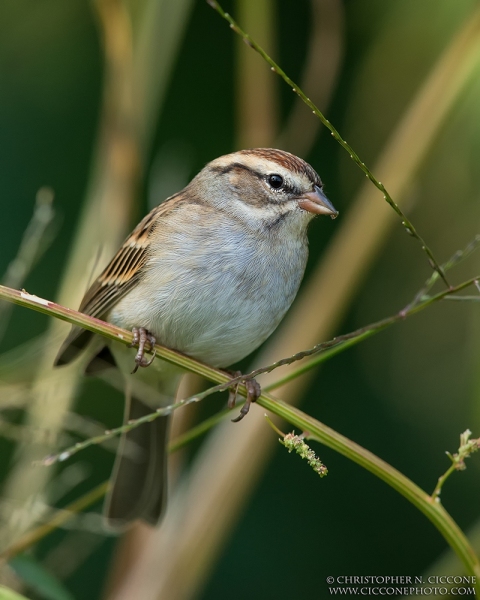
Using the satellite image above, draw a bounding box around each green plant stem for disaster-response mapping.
[432,464,458,502]
[262,397,480,587]
[1,233,478,435]
[432,431,480,500]
[442,295,480,302]
[263,414,286,437]
[0,284,229,384]
[235,273,479,391]
[1,274,478,462]
[409,235,480,307]
[1,280,480,581]
[4,398,480,587]
[207,0,449,288]
[258,233,480,388]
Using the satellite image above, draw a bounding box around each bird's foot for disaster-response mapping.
[227,370,261,423]
[129,327,156,374]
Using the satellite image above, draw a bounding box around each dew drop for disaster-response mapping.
[59,452,70,462]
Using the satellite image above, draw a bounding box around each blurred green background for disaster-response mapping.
[1,0,480,599]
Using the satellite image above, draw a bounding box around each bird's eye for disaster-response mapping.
[267,174,284,189]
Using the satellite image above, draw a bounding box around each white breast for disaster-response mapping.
[109,206,308,368]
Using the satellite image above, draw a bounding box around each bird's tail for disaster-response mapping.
[104,389,171,528]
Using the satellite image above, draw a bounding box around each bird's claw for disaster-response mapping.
[129,327,156,374]
[227,371,261,422]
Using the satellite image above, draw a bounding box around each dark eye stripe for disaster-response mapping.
[209,161,306,205]
[211,162,300,192]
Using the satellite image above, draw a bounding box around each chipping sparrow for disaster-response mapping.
[56,148,337,527]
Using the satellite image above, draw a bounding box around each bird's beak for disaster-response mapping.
[298,185,338,219]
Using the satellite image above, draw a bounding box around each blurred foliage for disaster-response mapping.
[0,1,480,599]
[9,555,74,600]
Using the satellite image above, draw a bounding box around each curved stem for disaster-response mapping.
[1,283,479,588]
[260,396,480,588]
[206,0,466,288]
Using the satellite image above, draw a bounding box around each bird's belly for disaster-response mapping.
[110,238,307,368]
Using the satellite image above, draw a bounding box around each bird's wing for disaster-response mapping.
[55,195,182,365]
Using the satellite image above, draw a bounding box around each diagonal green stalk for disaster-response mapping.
[0,272,478,459]
[4,380,480,588]
[0,273,477,442]
[206,0,449,288]
[2,232,479,459]
[1,282,480,584]
[268,235,480,390]
[261,397,480,588]
[27,272,478,465]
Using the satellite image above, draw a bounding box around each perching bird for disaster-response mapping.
[55,148,337,528]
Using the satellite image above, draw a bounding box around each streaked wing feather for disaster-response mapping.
[55,194,182,365]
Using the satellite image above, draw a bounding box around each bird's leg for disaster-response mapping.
[129,327,156,374]
[227,370,262,423]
